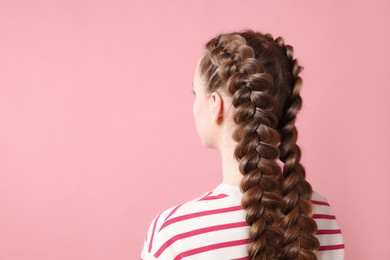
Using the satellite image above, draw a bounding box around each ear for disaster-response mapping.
[209,91,224,124]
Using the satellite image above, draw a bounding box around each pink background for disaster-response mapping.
[0,1,389,259]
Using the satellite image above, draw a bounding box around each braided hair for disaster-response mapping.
[198,30,320,259]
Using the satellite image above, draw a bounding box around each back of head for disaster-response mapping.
[199,29,320,259]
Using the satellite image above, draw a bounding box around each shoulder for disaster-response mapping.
[311,190,345,260]
[140,188,248,259]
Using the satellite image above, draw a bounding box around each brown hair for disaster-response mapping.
[198,29,320,259]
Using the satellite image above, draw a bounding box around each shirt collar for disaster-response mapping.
[214,182,244,200]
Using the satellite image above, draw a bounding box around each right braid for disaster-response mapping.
[271,35,321,259]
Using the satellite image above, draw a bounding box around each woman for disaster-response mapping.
[140,29,345,260]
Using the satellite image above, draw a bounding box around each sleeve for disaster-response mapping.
[311,191,345,260]
[140,249,158,260]
[140,214,160,260]
[140,204,179,260]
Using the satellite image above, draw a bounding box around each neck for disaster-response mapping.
[219,135,242,187]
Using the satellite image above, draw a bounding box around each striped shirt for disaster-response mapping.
[140,183,345,259]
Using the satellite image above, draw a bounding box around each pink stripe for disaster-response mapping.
[164,204,183,222]
[316,229,342,235]
[159,205,243,231]
[196,191,213,201]
[311,199,330,206]
[148,214,161,253]
[232,257,251,260]
[313,214,336,219]
[154,221,248,257]
[199,194,229,201]
[174,238,251,260]
[319,244,345,251]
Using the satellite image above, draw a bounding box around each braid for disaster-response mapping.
[271,35,321,259]
[205,33,285,259]
[199,30,320,259]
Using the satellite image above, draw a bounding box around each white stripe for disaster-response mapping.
[316,248,345,260]
[313,203,336,215]
[316,233,344,246]
[168,197,241,218]
[194,243,248,259]
[315,218,341,231]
